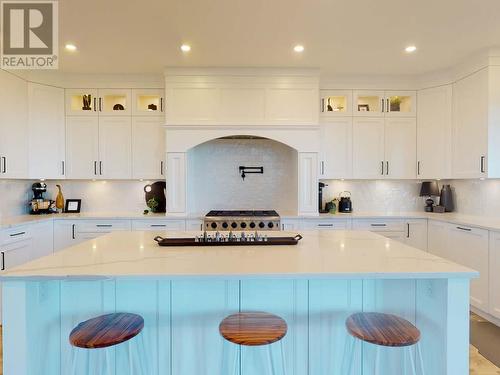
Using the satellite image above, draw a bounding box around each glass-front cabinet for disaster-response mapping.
[320,90,352,117]
[353,90,384,116]
[65,89,99,116]
[65,89,132,116]
[352,90,416,117]
[132,89,165,115]
[385,91,416,117]
[98,89,131,116]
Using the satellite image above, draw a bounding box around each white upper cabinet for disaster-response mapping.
[320,90,352,117]
[385,91,417,117]
[65,116,99,179]
[353,90,416,117]
[353,90,384,117]
[132,117,165,179]
[0,70,29,179]
[164,69,319,125]
[417,85,453,179]
[384,118,416,179]
[98,89,132,116]
[98,117,132,178]
[65,89,99,116]
[319,118,352,179]
[65,89,131,116]
[132,89,165,116]
[352,118,385,178]
[28,83,65,179]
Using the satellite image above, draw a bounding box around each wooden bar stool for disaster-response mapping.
[343,312,425,375]
[219,311,288,374]
[69,312,147,375]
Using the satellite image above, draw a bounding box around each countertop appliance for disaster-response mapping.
[29,182,55,215]
[204,210,281,231]
[318,182,329,213]
[338,191,353,213]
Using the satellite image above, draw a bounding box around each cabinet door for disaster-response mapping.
[453,69,488,178]
[300,219,350,230]
[132,220,186,231]
[352,118,385,178]
[65,116,99,179]
[1,239,33,271]
[448,225,489,311]
[132,89,165,116]
[384,118,416,179]
[28,83,66,179]
[320,90,352,116]
[0,70,29,179]
[53,221,79,252]
[404,219,428,251]
[266,87,318,124]
[353,90,384,117]
[385,91,416,117]
[427,220,449,259]
[30,221,54,259]
[132,117,165,179]
[489,231,500,319]
[99,117,132,179]
[281,219,300,231]
[65,89,99,116]
[320,118,352,179]
[417,85,453,179]
[98,89,132,116]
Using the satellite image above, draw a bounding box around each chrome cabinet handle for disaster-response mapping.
[72,224,76,239]
[99,97,102,111]
[407,223,410,238]
[94,161,97,175]
[160,161,164,175]
[0,156,5,173]
[320,161,325,175]
[386,98,390,112]
[150,224,167,228]
[62,160,65,175]
[381,99,384,113]
[318,224,334,227]
[96,224,113,228]
[480,156,486,173]
[160,97,164,112]
[1,252,5,271]
[99,161,103,175]
[381,161,384,175]
[417,161,420,175]
[386,161,389,175]
[456,226,472,232]
[371,223,387,227]
[93,97,97,112]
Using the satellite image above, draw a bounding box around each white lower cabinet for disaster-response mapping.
[448,225,489,311]
[132,219,186,231]
[427,220,450,259]
[281,218,300,231]
[29,220,54,259]
[185,220,203,231]
[402,219,428,251]
[489,231,500,319]
[53,220,80,251]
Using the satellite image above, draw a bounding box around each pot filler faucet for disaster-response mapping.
[239,166,264,180]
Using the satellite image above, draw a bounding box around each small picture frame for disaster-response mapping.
[65,199,82,213]
[358,104,370,112]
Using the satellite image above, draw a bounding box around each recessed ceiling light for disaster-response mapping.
[65,43,77,51]
[180,44,191,52]
[405,45,417,53]
[293,45,305,53]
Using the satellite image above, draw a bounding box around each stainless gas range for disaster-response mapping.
[204,210,281,231]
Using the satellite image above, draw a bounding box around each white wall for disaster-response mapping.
[187,138,298,215]
[320,180,423,213]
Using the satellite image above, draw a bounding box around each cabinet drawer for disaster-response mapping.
[76,220,131,233]
[0,225,32,245]
[132,220,185,231]
[1,238,33,271]
[300,219,349,230]
[352,219,405,232]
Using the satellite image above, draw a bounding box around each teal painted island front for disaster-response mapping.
[1,230,476,374]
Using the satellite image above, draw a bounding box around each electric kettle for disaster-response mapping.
[338,191,353,213]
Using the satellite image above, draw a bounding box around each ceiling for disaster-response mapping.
[58,0,500,76]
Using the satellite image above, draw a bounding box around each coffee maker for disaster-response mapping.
[29,182,55,214]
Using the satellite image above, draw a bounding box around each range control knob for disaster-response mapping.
[240,222,247,229]
[258,222,265,228]
[222,222,228,229]
[231,222,238,229]
[211,222,217,229]
[268,222,274,229]
[249,222,256,229]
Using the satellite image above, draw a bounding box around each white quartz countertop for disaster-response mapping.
[1,230,477,280]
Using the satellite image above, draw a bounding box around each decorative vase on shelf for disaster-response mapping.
[55,184,64,213]
[439,185,454,212]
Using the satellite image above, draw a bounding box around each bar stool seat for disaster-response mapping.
[346,312,420,347]
[219,311,288,374]
[70,312,144,349]
[219,311,287,346]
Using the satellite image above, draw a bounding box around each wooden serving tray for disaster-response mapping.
[154,234,303,247]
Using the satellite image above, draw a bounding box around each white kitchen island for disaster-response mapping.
[1,230,476,375]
